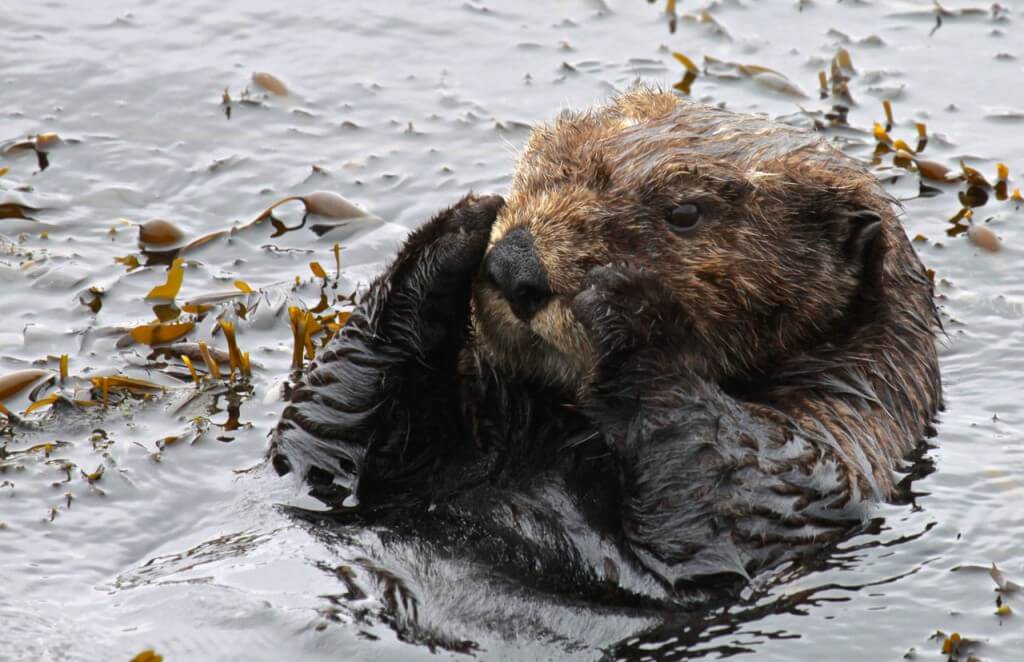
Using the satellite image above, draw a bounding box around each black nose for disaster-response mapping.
[483,228,552,321]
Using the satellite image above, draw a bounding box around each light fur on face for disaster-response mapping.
[471,86,910,399]
[472,284,592,392]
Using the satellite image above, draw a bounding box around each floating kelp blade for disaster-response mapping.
[1,141,34,155]
[666,0,678,32]
[959,186,989,208]
[90,375,165,408]
[872,122,892,145]
[182,230,228,254]
[199,341,221,379]
[967,225,1000,252]
[702,55,806,97]
[991,563,1022,592]
[81,464,105,483]
[18,441,72,456]
[24,393,59,415]
[671,51,699,74]
[0,369,53,403]
[0,202,39,220]
[181,302,213,315]
[673,71,697,95]
[994,163,1010,200]
[914,159,958,183]
[678,9,729,39]
[670,51,700,94]
[240,191,372,235]
[218,320,246,379]
[936,631,981,659]
[130,321,194,345]
[252,72,288,96]
[960,160,991,188]
[145,258,186,300]
[302,191,370,219]
[319,310,353,344]
[138,219,186,247]
[152,303,182,323]
[835,48,855,74]
[892,138,914,154]
[90,375,165,393]
[34,133,62,153]
[893,149,914,169]
[115,255,142,270]
[289,306,314,369]
[184,290,247,307]
[181,355,200,386]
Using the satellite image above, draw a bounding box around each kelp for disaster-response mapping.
[146,258,186,300]
[252,72,288,97]
[0,369,52,403]
[138,219,186,247]
[130,321,194,346]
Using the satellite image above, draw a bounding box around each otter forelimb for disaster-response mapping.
[272,194,505,506]
[572,264,887,586]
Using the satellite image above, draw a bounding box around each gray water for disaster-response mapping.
[1,0,1022,659]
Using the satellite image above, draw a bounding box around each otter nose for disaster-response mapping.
[483,228,552,321]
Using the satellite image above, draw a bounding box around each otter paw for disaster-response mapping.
[409,193,506,281]
[571,264,682,358]
[384,194,504,353]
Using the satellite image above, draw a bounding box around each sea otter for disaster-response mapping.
[270,88,941,598]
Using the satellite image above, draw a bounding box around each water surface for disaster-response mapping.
[2,1,1022,659]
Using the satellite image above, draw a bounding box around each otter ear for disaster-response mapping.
[844,209,882,264]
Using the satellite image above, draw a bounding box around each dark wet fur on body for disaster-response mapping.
[271,90,941,616]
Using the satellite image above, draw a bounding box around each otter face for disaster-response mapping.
[472,90,886,393]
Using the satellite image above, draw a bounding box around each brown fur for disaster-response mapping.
[473,88,941,498]
[272,89,943,599]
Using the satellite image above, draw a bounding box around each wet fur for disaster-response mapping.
[271,89,941,600]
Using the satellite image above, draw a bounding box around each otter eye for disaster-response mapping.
[667,203,702,232]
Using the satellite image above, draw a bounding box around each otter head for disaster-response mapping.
[472,89,887,395]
